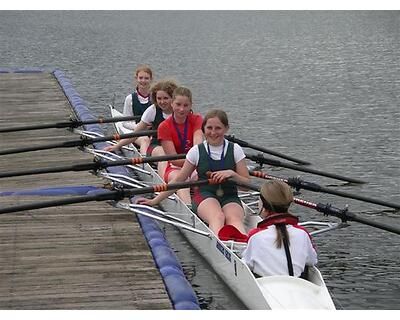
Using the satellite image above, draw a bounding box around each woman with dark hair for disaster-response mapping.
[137,109,250,235]
[242,180,317,278]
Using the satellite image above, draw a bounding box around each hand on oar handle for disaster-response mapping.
[207,170,232,183]
[103,144,120,152]
[135,197,157,207]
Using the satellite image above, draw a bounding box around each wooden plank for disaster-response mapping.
[0,72,172,309]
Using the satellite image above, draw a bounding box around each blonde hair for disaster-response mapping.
[150,80,178,105]
[260,180,294,249]
[135,65,153,79]
[172,86,192,103]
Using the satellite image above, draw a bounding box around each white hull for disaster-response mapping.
[108,106,335,310]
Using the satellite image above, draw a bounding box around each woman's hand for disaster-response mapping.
[103,144,119,152]
[209,170,235,183]
[136,197,157,206]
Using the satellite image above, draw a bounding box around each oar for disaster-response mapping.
[225,135,311,165]
[0,115,141,133]
[250,170,400,210]
[0,153,186,179]
[0,179,216,215]
[294,198,400,236]
[0,130,157,156]
[230,180,400,236]
[245,153,366,184]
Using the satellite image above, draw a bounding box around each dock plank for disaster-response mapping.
[0,72,172,309]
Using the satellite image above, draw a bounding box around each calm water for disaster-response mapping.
[1,11,399,310]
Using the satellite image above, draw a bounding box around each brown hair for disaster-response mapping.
[150,80,178,106]
[172,86,192,103]
[135,65,153,79]
[202,109,229,132]
[260,180,293,248]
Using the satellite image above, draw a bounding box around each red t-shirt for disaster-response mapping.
[157,113,203,154]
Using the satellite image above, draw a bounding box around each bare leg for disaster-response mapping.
[197,198,225,235]
[136,136,151,155]
[151,146,167,180]
[222,202,246,234]
[167,169,192,205]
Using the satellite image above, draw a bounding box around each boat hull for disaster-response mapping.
[109,105,335,310]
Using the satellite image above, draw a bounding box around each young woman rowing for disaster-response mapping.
[137,109,250,235]
[155,86,204,204]
[242,180,318,278]
[104,79,178,179]
[121,65,153,154]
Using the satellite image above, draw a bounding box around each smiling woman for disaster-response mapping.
[137,109,251,235]
[155,87,204,204]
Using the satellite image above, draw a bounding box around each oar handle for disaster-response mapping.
[76,115,141,126]
[89,130,157,143]
[103,153,187,168]
[225,135,311,165]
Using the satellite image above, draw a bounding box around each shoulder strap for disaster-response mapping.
[277,224,294,276]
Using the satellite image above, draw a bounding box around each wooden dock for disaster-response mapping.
[0,72,172,309]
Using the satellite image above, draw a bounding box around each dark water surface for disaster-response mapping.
[1,11,399,309]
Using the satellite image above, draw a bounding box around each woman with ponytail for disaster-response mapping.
[242,180,317,278]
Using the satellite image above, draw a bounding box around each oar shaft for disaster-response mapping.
[229,180,400,236]
[0,115,141,133]
[250,171,400,210]
[0,153,186,179]
[0,130,157,156]
[246,153,366,184]
[344,212,400,235]
[0,179,213,214]
[0,190,124,214]
[295,199,400,236]
[0,162,98,179]
[226,135,311,165]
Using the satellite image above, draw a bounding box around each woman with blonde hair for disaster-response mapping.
[154,86,204,204]
[242,180,317,278]
[121,65,154,154]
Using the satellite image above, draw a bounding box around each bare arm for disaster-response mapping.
[161,140,185,167]
[193,129,204,145]
[103,120,148,152]
[136,160,196,206]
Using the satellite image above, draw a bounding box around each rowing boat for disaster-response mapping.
[103,105,336,310]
